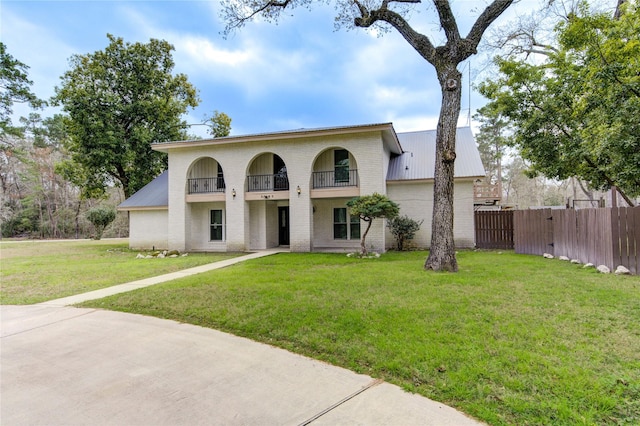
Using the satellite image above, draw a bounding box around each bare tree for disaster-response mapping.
[221,0,514,271]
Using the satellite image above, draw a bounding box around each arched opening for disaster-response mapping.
[311,148,358,189]
[187,157,225,194]
[247,153,289,192]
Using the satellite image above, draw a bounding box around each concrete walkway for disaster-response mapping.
[38,249,286,307]
[1,250,484,425]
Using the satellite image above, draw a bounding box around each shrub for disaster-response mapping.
[387,215,423,250]
[86,207,116,240]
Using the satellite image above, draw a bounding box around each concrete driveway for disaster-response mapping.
[1,304,482,425]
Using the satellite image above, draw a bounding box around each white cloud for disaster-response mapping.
[115,5,320,100]
[180,36,253,68]
[174,34,318,98]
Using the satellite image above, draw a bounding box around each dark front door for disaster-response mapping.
[278,206,290,246]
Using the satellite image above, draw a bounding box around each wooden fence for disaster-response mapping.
[475,211,514,250]
[512,207,639,274]
[512,209,554,255]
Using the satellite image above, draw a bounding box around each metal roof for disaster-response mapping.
[387,127,486,181]
[117,171,168,210]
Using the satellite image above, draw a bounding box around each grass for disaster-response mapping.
[0,239,242,304]
[77,250,640,425]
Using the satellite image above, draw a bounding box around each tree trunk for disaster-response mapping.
[75,198,82,239]
[360,219,372,256]
[425,65,461,272]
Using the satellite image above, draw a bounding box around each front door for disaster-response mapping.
[278,206,290,246]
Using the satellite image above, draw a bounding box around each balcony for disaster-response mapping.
[474,182,502,205]
[187,177,225,194]
[247,174,289,192]
[186,177,226,203]
[310,169,360,199]
[312,170,358,188]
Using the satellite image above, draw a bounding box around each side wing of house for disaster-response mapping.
[117,171,169,250]
[385,127,485,249]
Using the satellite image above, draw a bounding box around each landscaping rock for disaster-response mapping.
[570,259,581,264]
[597,265,610,274]
[559,256,570,261]
[615,265,631,275]
[347,252,380,259]
[543,253,554,259]
[137,250,182,259]
[583,263,594,269]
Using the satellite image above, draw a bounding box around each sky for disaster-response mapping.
[2,0,539,138]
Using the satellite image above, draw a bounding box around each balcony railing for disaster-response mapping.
[247,174,289,192]
[187,177,225,194]
[312,170,358,189]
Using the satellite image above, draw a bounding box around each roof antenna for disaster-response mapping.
[467,62,471,127]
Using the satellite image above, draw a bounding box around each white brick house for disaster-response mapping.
[118,123,485,252]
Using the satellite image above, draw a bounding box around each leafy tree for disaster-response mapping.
[52,34,200,199]
[387,215,423,251]
[221,0,514,272]
[1,43,43,199]
[0,45,47,237]
[479,1,639,205]
[472,103,511,190]
[206,110,232,138]
[86,206,116,240]
[347,193,399,256]
[0,42,42,140]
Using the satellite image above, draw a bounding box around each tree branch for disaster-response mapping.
[354,3,437,64]
[223,0,293,34]
[463,0,515,58]
[614,0,627,20]
[584,156,636,207]
[433,0,460,44]
[382,0,421,7]
[593,35,640,99]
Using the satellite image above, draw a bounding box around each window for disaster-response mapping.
[333,207,360,240]
[350,214,361,239]
[334,149,349,183]
[334,208,347,239]
[217,163,225,190]
[210,209,224,241]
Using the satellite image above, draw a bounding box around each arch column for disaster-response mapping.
[167,162,188,252]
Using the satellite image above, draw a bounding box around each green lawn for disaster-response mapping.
[0,239,242,304]
[78,250,640,425]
